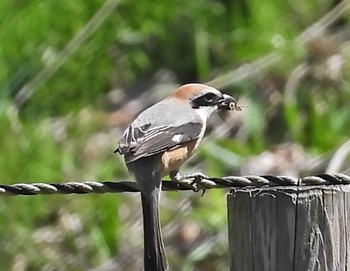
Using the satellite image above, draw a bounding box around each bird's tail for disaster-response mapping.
[141,185,169,271]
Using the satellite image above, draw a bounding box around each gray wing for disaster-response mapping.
[115,122,202,163]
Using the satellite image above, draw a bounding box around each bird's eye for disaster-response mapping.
[190,92,219,108]
[203,93,215,102]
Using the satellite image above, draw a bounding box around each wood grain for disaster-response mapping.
[227,185,350,271]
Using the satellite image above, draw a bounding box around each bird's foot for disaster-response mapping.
[170,172,209,195]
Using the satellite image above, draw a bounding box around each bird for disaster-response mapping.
[115,83,237,271]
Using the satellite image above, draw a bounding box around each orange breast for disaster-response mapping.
[161,139,198,175]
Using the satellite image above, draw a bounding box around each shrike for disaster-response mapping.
[115,83,237,271]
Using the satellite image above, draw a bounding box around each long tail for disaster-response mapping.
[141,184,169,271]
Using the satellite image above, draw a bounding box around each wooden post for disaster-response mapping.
[227,185,350,271]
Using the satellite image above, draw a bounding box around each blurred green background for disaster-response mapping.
[1,0,350,270]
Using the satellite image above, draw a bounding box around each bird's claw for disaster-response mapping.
[189,178,200,192]
[171,172,208,195]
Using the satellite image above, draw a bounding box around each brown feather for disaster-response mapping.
[172,83,211,101]
[161,139,198,174]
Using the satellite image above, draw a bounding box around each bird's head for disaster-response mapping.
[172,83,239,116]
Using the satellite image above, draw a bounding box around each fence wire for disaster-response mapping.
[1,173,349,196]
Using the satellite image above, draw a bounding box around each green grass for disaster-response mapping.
[0,0,349,269]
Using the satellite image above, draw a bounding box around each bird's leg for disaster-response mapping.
[169,171,209,193]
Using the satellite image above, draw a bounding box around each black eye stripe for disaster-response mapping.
[191,93,221,108]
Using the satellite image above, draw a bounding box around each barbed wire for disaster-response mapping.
[1,173,349,196]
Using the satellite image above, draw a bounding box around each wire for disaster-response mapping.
[0,173,349,196]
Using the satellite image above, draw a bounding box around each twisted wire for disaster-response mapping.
[0,173,349,196]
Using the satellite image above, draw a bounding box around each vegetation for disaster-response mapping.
[0,0,349,270]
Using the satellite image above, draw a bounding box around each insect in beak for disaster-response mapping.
[219,94,243,112]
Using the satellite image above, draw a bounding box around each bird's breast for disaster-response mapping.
[161,139,199,175]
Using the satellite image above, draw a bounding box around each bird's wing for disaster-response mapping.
[115,122,203,162]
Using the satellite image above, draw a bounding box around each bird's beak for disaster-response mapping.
[218,94,239,111]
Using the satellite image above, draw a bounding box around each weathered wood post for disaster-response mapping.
[227,185,350,271]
